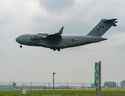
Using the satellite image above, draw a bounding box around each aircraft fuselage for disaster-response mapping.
[16,34,106,51]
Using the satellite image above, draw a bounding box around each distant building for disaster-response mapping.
[120,80,125,88]
[12,82,16,88]
[0,85,16,91]
[104,81,117,88]
[91,83,96,88]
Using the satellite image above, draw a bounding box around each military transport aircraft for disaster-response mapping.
[16,18,117,51]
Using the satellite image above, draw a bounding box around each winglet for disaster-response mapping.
[46,26,64,39]
[59,26,64,34]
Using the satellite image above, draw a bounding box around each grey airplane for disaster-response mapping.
[16,18,117,51]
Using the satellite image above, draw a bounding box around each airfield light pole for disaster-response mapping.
[52,72,56,89]
[95,61,102,96]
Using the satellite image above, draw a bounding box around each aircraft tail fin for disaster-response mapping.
[87,18,118,37]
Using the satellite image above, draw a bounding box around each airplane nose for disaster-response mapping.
[16,35,31,44]
[16,36,22,43]
[16,35,26,44]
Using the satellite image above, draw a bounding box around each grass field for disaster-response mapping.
[0,88,125,96]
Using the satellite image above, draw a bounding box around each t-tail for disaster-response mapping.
[87,18,118,37]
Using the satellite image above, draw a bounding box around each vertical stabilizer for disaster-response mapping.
[87,18,118,37]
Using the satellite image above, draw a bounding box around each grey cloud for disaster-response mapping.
[39,0,75,13]
[0,0,124,83]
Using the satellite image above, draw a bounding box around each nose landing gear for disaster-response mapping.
[20,45,23,48]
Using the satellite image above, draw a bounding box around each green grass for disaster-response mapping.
[0,88,125,96]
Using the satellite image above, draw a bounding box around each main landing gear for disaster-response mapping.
[51,48,61,51]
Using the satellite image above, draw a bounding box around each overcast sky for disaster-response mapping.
[0,0,125,83]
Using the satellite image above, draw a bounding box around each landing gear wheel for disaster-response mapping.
[53,48,56,51]
[51,48,61,51]
[20,45,22,48]
[57,48,60,51]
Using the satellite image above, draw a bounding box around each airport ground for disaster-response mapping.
[0,88,125,96]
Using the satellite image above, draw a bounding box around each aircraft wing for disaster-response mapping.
[47,26,64,39]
